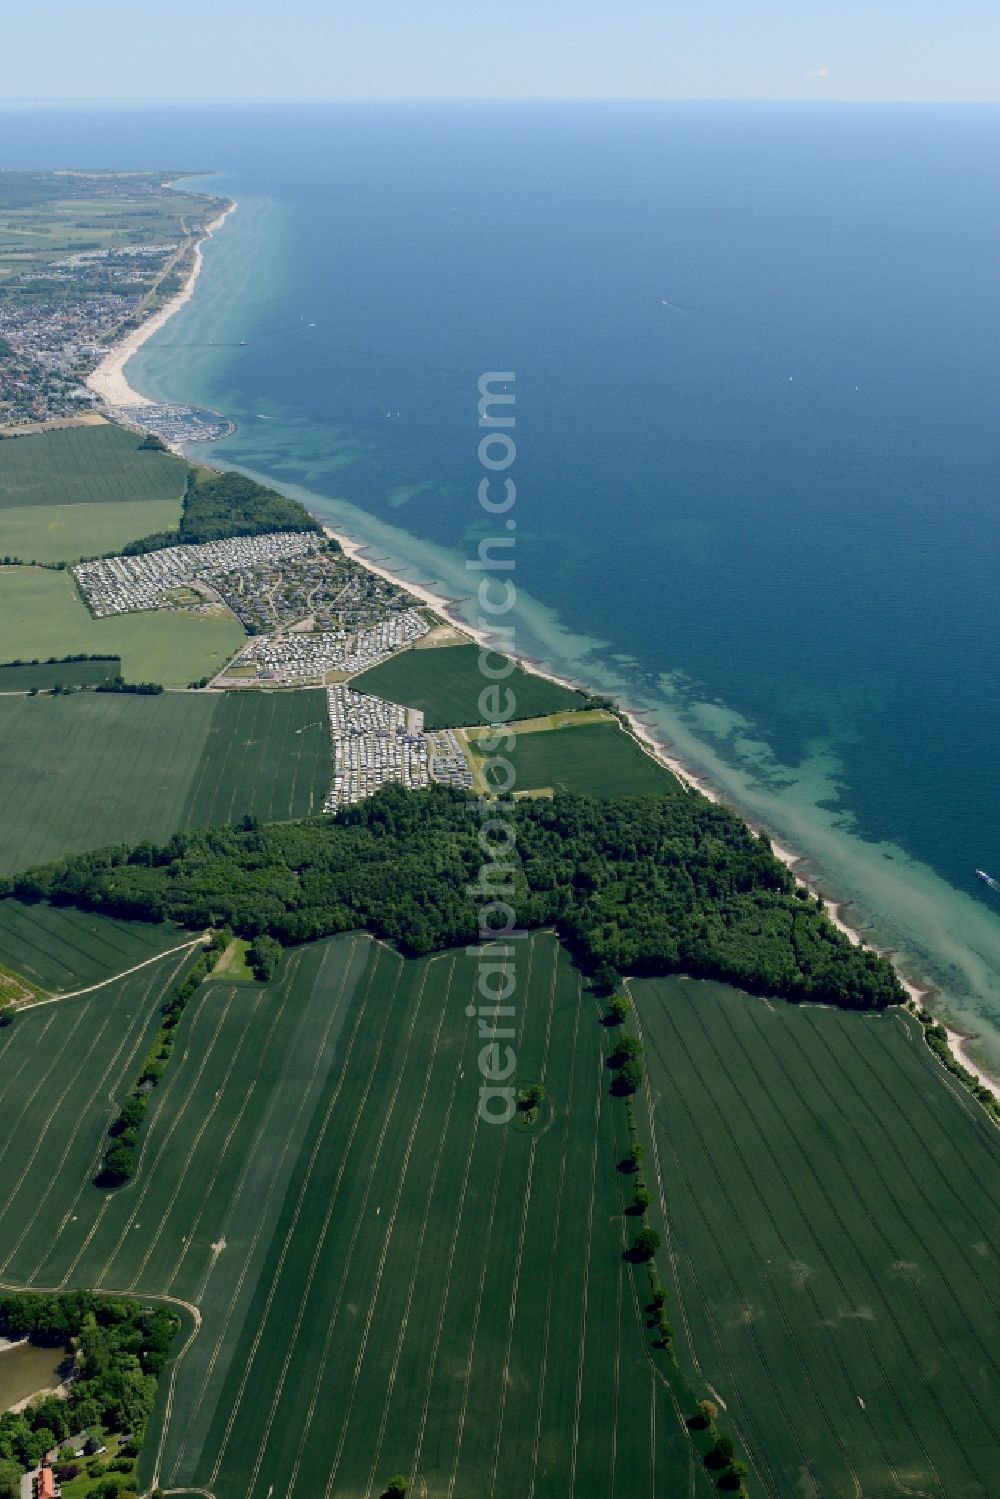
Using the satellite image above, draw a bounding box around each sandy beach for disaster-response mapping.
[97,239,996,1113]
[324,520,1000,1107]
[85,202,235,409]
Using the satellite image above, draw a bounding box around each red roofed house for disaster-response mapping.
[35,1467,58,1499]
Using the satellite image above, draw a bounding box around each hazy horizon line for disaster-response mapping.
[2,95,999,109]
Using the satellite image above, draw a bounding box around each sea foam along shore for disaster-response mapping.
[85,201,236,410]
[322,522,1000,1106]
[100,198,998,1107]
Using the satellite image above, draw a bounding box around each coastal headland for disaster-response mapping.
[1,164,996,1499]
[69,181,1000,1101]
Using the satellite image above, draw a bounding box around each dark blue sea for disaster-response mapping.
[5,102,1000,1063]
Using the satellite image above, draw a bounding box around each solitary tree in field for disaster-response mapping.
[606,994,630,1025]
[382,1478,409,1499]
[518,1082,546,1112]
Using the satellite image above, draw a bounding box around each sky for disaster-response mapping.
[1,0,998,104]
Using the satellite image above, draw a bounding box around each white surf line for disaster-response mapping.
[17,934,208,1010]
[166,942,358,1486]
[526,973,587,1499]
[568,1049,604,1498]
[361,965,472,1499]
[324,963,448,1498]
[127,989,266,1290]
[0,955,175,1277]
[488,942,559,1498]
[253,952,420,1499]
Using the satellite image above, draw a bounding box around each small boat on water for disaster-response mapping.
[975,869,1000,892]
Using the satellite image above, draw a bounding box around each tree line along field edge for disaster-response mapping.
[630,973,1000,1499]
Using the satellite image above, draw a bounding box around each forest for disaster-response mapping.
[3,784,904,1009]
[121,468,320,553]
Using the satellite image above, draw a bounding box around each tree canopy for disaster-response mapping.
[0,1293,177,1473]
[3,784,903,1011]
[122,468,320,554]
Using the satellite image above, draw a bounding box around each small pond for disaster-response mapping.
[0,1339,65,1411]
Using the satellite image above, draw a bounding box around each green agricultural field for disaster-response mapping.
[179,688,332,828]
[353,641,588,728]
[631,975,1000,1499]
[0,689,331,874]
[0,565,243,685]
[0,655,120,690]
[1,497,182,563]
[471,718,679,797]
[0,932,713,1498]
[0,422,187,507]
[0,900,190,995]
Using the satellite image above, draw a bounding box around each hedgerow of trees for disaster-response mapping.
[98,934,227,1187]
[3,785,904,1010]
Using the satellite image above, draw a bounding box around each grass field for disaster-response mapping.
[0,566,243,685]
[0,931,711,1498]
[631,975,1000,1499]
[0,900,189,994]
[0,423,187,507]
[0,690,332,874]
[2,498,182,563]
[471,718,680,797]
[0,656,120,690]
[180,689,332,829]
[352,642,588,728]
[0,182,218,280]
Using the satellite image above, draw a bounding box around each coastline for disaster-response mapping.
[96,192,998,1109]
[322,521,1000,1107]
[85,202,236,410]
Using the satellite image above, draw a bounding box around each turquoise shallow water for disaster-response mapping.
[7,103,1000,1070]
